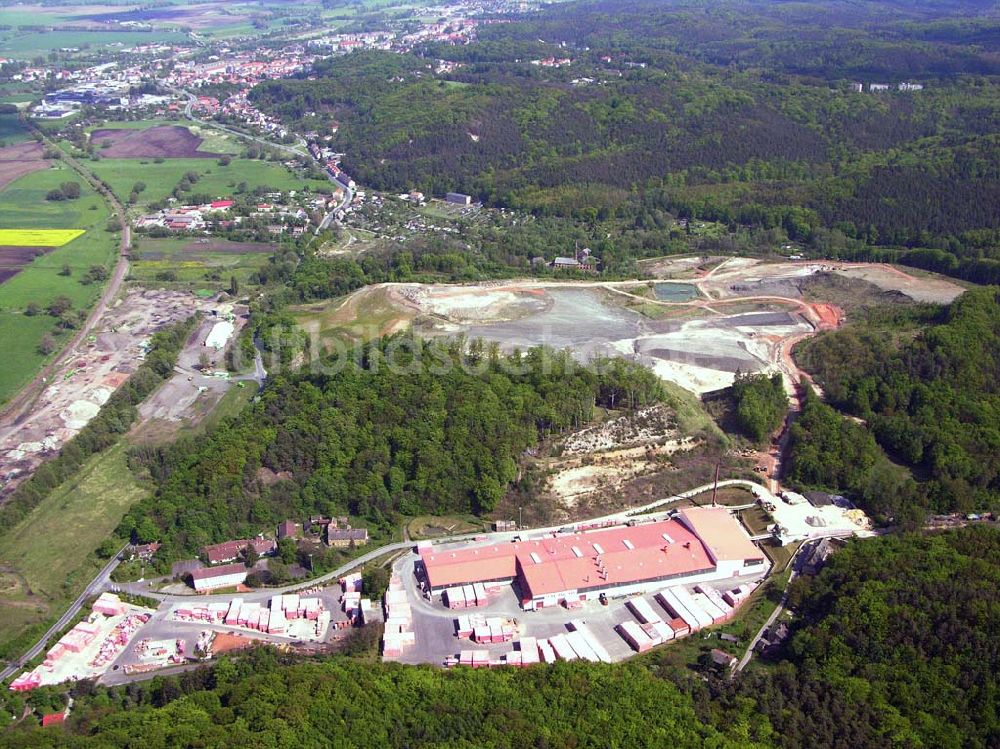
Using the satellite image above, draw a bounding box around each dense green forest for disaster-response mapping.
[701,526,1000,749]
[729,372,788,442]
[249,0,1000,283]
[794,286,1000,518]
[120,339,663,556]
[5,527,996,747]
[2,653,754,748]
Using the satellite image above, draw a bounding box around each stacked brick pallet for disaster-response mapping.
[382,573,415,658]
[444,582,490,609]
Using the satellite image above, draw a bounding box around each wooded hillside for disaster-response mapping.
[121,339,663,555]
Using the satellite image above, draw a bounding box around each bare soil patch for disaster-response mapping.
[0,142,46,191]
[90,126,219,159]
[0,245,51,286]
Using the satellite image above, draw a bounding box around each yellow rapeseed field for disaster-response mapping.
[0,229,85,247]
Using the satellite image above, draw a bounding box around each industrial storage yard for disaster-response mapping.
[0,289,223,499]
[11,576,379,689]
[0,474,871,689]
[384,505,773,666]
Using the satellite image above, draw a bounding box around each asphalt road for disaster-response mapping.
[0,545,127,681]
[0,121,131,435]
[735,539,813,673]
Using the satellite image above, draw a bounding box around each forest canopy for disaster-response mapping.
[794,287,1000,517]
[121,338,663,555]
[248,0,1000,284]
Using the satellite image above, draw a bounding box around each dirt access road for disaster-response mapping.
[0,120,131,438]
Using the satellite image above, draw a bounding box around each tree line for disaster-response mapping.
[793,287,1000,519]
[119,338,664,557]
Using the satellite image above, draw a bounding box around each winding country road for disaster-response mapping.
[0,121,131,438]
[0,545,127,682]
[113,479,786,605]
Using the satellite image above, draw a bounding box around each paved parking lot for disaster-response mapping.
[391,552,767,665]
[99,584,355,684]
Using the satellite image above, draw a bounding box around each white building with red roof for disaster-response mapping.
[419,508,767,610]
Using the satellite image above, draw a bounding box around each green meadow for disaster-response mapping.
[87,156,330,208]
[0,163,117,403]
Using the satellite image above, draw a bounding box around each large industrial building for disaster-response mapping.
[419,508,767,610]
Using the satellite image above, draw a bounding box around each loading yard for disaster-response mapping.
[384,507,772,666]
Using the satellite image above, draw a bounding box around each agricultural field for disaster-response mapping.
[0,3,136,27]
[0,164,117,404]
[90,124,234,159]
[62,1,267,31]
[0,141,47,191]
[0,113,32,146]
[0,29,189,59]
[0,443,146,658]
[0,229,85,246]
[87,154,330,208]
[129,236,276,292]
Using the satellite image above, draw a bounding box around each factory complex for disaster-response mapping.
[419,508,767,610]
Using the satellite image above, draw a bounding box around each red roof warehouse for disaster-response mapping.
[419,508,766,610]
